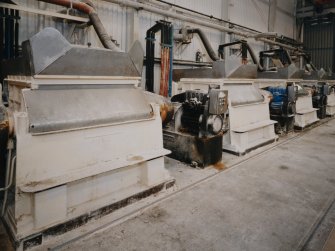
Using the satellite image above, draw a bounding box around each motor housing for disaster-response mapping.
[163,88,228,167]
[172,89,228,137]
[266,83,297,133]
[311,82,329,119]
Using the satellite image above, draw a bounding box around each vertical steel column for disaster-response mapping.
[332,19,335,74]
[9,9,14,58]
[145,21,166,93]
[4,8,9,59]
[14,10,19,58]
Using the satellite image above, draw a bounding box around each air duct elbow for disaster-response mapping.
[186,28,220,61]
[88,12,120,51]
[38,0,120,51]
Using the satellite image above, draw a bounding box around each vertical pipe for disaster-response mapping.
[9,9,14,58]
[4,8,9,59]
[164,24,169,97]
[159,23,166,96]
[332,18,335,74]
[150,32,155,92]
[160,25,166,96]
[159,46,164,96]
[166,48,169,96]
[151,32,156,92]
[145,29,155,92]
[14,10,19,58]
[145,31,151,91]
[168,24,173,97]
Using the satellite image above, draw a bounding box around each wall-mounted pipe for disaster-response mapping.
[186,28,220,61]
[105,0,250,37]
[38,0,120,51]
[104,0,302,52]
[1,154,16,217]
[168,25,173,97]
[154,0,261,34]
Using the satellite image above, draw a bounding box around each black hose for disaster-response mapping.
[187,28,220,61]
[244,43,264,71]
[218,40,264,71]
[0,107,8,189]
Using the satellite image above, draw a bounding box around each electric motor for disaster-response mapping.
[172,89,228,137]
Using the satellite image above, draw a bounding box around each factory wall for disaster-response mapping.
[303,17,335,73]
[11,0,296,92]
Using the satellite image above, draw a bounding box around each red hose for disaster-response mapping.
[38,0,94,14]
[159,47,170,97]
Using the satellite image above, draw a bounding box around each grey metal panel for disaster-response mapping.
[128,40,145,76]
[40,47,141,77]
[172,61,257,81]
[222,83,264,107]
[173,68,216,82]
[23,86,153,134]
[8,28,143,77]
[29,27,72,75]
[257,64,302,79]
[227,65,257,79]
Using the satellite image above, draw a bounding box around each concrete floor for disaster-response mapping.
[53,119,335,251]
[323,225,335,251]
[1,118,335,251]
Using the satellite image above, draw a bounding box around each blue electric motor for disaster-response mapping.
[268,86,287,112]
[266,84,296,134]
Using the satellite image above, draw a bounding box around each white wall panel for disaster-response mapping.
[13,0,296,56]
[164,0,223,17]
[9,0,296,92]
[229,0,269,32]
[275,1,295,37]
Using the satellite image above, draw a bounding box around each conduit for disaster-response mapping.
[38,0,120,51]
[145,21,172,95]
[187,28,220,61]
[104,0,302,52]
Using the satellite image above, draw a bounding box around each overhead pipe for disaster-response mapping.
[253,32,278,39]
[186,28,220,61]
[104,0,252,37]
[154,0,261,34]
[104,0,302,52]
[38,0,120,51]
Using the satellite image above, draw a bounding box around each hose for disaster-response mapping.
[38,0,120,51]
[0,149,11,193]
[218,40,264,71]
[1,155,16,216]
[244,42,264,71]
[186,28,220,61]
